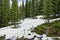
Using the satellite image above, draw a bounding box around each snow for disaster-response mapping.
[47,37,53,40]
[34,37,39,40]
[42,34,47,40]
[0,15,60,40]
[36,15,44,19]
[0,17,45,40]
[19,18,45,30]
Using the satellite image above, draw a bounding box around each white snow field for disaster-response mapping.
[0,16,60,40]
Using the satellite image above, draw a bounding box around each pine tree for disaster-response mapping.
[19,6,22,19]
[31,0,36,16]
[0,0,10,27]
[46,0,53,23]
[25,0,28,18]
[0,0,2,26]
[29,0,32,17]
[34,0,38,16]
[0,0,2,15]
[22,0,25,19]
[42,0,59,23]
[38,0,43,15]
[11,0,19,27]
[58,0,60,14]
[35,0,39,15]
[51,0,60,15]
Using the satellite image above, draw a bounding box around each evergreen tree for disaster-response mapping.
[34,0,38,16]
[42,0,53,23]
[25,0,29,18]
[11,0,20,27]
[0,0,10,27]
[22,0,25,19]
[31,0,36,16]
[38,0,43,15]
[0,0,2,26]
[58,0,60,14]
[51,0,60,15]
[19,6,23,19]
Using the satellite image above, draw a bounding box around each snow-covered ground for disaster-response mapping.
[19,18,45,30]
[0,16,60,40]
[0,18,45,40]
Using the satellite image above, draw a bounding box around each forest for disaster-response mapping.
[0,0,60,27]
[0,0,60,40]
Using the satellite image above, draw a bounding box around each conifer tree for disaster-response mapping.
[51,0,60,15]
[42,0,52,23]
[29,0,33,17]
[0,0,10,27]
[25,0,29,18]
[58,0,60,14]
[11,0,19,26]
[31,0,36,16]
[38,0,43,15]
[0,0,2,26]
[22,0,25,19]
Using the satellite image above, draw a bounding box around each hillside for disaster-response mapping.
[32,20,60,37]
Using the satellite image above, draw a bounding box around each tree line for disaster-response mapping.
[0,0,60,27]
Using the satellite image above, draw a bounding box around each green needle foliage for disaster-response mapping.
[0,0,60,27]
[32,20,60,37]
[11,0,19,22]
[0,36,5,40]
[0,0,10,27]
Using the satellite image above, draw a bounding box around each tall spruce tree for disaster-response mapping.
[25,0,29,18]
[34,0,38,16]
[22,0,25,19]
[19,0,25,19]
[0,0,2,27]
[11,0,19,27]
[51,0,60,15]
[0,0,10,27]
[19,5,23,19]
[58,0,60,14]
[38,0,43,15]
[46,0,53,23]
[31,0,36,16]
[29,0,32,17]
[42,0,52,23]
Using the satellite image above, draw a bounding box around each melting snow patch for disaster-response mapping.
[0,16,59,40]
